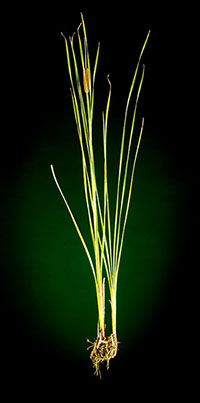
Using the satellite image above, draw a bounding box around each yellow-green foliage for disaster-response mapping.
[51,13,150,343]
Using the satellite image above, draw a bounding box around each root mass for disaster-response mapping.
[87,333,118,376]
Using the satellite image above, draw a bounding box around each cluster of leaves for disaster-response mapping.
[51,14,150,338]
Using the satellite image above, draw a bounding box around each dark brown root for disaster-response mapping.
[87,333,119,377]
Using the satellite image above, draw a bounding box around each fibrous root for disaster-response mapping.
[87,333,119,377]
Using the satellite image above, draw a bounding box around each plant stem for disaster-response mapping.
[111,288,117,335]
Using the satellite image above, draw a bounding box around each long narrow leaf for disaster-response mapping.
[114,65,145,267]
[50,165,97,283]
[115,117,144,279]
[112,30,150,271]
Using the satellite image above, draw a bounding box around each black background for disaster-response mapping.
[2,1,197,398]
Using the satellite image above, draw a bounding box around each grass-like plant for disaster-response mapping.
[51,13,150,377]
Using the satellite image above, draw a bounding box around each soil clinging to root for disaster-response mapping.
[87,333,118,377]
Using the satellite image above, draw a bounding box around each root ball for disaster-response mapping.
[87,333,118,376]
